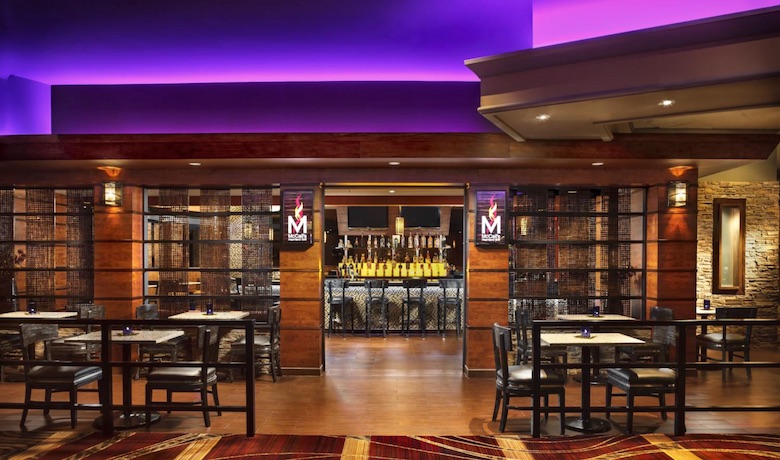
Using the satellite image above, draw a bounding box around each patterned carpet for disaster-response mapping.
[2,432,780,459]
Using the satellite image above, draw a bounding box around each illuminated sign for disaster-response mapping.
[282,188,314,247]
[475,190,506,247]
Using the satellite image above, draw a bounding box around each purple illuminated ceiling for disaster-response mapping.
[2,0,779,85]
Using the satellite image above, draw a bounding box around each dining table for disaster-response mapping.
[168,310,250,320]
[0,311,78,319]
[540,331,644,433]
[63,328,185,429]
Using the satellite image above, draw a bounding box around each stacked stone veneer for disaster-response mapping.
[697,181,779,347]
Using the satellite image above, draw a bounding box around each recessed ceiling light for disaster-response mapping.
[189,162,201,166]
[535,114,551,121]
[388,189,396,194]
[658,99,675,107]
[389,161,400,166]
[592,162,604,166]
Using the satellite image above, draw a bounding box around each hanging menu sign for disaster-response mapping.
[475,189,506,247]
[282,188,314,247]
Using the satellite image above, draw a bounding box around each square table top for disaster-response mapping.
[696,307,715,316]
[168,311,250,320]
[63,329,184,344]
[556,314,636,321]
[0,311,78,319]
[540,332,645,347]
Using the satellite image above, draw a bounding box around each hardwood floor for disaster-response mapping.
[1,334,779,436]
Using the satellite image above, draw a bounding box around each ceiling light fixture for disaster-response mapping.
[388,190,396,194]
[535,114,551,121]
[189,162,201,166]
[389,161,400,166]
[592,162,604,166]
[658,99,675,107]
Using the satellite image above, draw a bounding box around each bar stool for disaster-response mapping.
[402,278,428,337]
[437,279,463,337]
[327,279,354,337]
[364,279,389,337]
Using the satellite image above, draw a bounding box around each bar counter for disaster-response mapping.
[324,278,463,334]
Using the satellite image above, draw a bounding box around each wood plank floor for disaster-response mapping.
[1,334,779,436]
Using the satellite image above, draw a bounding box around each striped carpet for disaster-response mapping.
[2,432,780,459]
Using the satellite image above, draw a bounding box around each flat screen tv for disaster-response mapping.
[401,206,440,228]
[347,206,389,229]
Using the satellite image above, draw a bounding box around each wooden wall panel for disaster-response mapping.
[279,329,323,375]
[279,186,324,374]
[467,300,510,328]
[657,241,697,270]
[467,271,508,299]
[464,328,494,376]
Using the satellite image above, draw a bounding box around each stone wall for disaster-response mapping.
[697,181,779,346]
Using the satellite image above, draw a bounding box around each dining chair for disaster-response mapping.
[364,279,390,337]
[0,331,22,382]
[696,306,757,380]
[402,278,428,337]
[615,306,675,363]
[228,305,282,382]
[133,303,193,379]
[327,279,354,337]
[19,323,104,428]
[514,307,568,366]
[49,303,105,362]
[145,325,222,427]
[605,367,676,433]
[436,278,463,337]
[492,323,566,434]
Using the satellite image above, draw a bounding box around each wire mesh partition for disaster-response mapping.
[145,188,278,318]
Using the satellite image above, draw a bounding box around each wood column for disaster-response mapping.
[464,188,508,377]
[279,186,324,375]
[646,180,698,363]
[93,184,144,319]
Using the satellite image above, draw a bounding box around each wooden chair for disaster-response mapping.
[514,307,568,366]
[134,303,192,379]
[492,323,566,434]
[615,306,675,363]
[696,306,757,380]
[364,279,390,337]
[327,279,354,337]
[19,323,103,428]
[145,326,222,427]
[401,278,427,337]
[49,304,105,362]
[437,279,463,337]
[228,305,282,382]
[605,367,676,433]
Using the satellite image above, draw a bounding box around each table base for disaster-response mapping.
[565,416,612,433]
[94,411,161,430]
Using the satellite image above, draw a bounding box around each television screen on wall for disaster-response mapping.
[401,206,440,228]
[347,206,389,229]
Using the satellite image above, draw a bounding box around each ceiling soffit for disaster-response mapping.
[466,7,780,142]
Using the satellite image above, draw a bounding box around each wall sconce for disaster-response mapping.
[667,180,687,207]
[103,181,123,206]
[395,216,405,235]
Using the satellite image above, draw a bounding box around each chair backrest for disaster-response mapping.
[20,323,59,371]
[364,279,388,304]
[513,307,531,364]
[439,279,462,300]
[403,278,427,304]
[492,323,513,387]
[327,279,349,302]
[136,303,160,320]
[649,306,675,345]
[268,305,281,346]
[197,326,220,364]
[715,307,757,342]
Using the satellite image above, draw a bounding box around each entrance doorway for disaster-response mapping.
[322,185,467,370]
